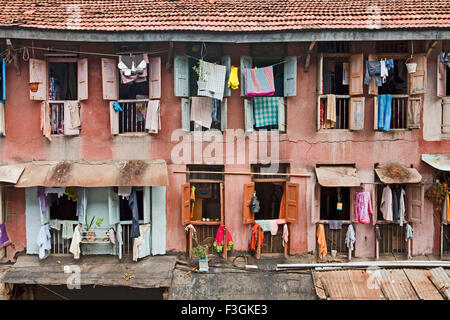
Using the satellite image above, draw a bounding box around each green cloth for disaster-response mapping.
[255,220,271,232]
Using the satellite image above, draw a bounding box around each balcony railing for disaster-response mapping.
[319,95,350,130]
[116,99,148,134]
[390,95,408,130]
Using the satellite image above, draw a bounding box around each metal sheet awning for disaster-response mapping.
[14,160,169,187]
[375,163,422,184]
[0,164,25,184]
[315,166,361,187]
[422,154,450,172]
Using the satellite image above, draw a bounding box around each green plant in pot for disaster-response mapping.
[192,59,208,91]
[191,232,209,272]
[83,215,104,242]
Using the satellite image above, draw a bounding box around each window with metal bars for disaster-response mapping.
[116,100,148,133]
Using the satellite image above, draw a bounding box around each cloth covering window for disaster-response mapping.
[191,97,213,129]
[118,54,149,84]
[197,60,227,101]
[244,66,275,97]
[253,96,279,128]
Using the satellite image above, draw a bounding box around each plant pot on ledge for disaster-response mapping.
[29,82,40,93]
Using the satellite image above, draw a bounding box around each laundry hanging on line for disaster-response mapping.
[244,65,275,97]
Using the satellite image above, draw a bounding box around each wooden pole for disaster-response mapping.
[187,228,193,260]
[375,239,380,260]
[222,226,228,260]
[174,170,310,177]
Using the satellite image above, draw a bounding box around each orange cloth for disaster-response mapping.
[249,224,264,251]
[278,184,286,219]
[316,223,327,258]
[446,187,450,223]
[190,186,196,219]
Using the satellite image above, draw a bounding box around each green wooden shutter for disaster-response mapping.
[244,99,254,132]
[151,186,166,255]
[174,55,190,97]
[181,98,191,132]
[240,56,252,96]
[221,55,231,97]
[284,56,297,97]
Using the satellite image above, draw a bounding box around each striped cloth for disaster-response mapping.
[245,66,275,97]
[253,97,279,128]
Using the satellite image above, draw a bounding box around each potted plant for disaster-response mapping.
[192,59,208,91]
[83,216,104,242]
[191,232,209,272]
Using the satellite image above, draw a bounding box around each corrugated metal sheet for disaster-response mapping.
[14,160,169,187]
[403,269,443,300]
[315,166,361,187]
[375,164,422,184]
[422,154,450,172]
[0,164,25,184]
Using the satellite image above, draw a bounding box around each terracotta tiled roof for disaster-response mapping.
[0,0,449,32]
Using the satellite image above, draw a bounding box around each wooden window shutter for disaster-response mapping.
[408,54,427,95]
[277,97,286,132]
[77,58,88,101]
[442,97,450,134]
[243,183,255,224]
[284,56,297,97]
[149,56,161,99]
[350,187,357,222]
[174,55,189,97]
[368,54,378,95]
[181,98,191,132]
[29,58,47,101]
[143,186,151,224]
[181,183,191,225]
[109,101,119,135]
[101,58,118,100]
[63,102,80,136]
[285,182,299,223]
[0,102,5,136]
[349,97,365,130]
[437,55,447,97]
[244,99,254,132]
[220,98,227,132]
[108,187,120,226]
[406,184,424,224]
[349,53,364,96]
[1,58,5,101]
[369,184,377,225]
[311,183,321,224]
[407,96,421,129]
[240,55,252,96]
[373,95,379,130]
[317,54,323,96]
[221,55,231,97]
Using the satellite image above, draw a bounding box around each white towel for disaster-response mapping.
[37,224,51,260]
[282,224,289,247]
[345,224,356,250]
[44,187,65,198]
[70,224,82,259]
[49,219,61,231]
[190,97,213,128]
[133,224,150,262]
[197,60,226,101]
[145,100,161,133]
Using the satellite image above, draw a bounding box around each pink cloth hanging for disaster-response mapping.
[355,191,373,224]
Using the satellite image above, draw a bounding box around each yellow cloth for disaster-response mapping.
[325,94,336,129]
[316,223,327,258]
[228,65,239,90]
[65,187,78,202]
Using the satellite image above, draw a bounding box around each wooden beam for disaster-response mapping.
[174,170,311,177]
[304,41,316,72]
[426,40,438,58]
[166,41,174,71]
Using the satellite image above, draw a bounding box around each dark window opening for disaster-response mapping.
[190,182,221,222]
[188,165,224,181]
[48,62,77,101]
[254,182,284,220]
[322,57,349,95]
[378,59,407,95]
[49,194,77,221]
[320,187,350,220]
[118,100,147,134]
[318,42,349,54]
[119,79,149,100]
[446,66,450,96]
[119,188,144,221]
[375,41,408,54]
[375,183,407,222]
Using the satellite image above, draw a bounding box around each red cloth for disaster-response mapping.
[249,224,264,251]
[213,225,233,252]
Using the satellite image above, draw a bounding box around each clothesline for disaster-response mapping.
[184,53,301,68]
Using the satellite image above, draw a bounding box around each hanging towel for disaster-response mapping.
[329,220,343,230]
[253,96,279,128]
[269,220,279,236]
[345,224,356,250]
[380,185,393,221]
[282,224,289,247]
[37,224,51,260]
[213,225,234,253]
[355,191,373,224]
[228,65,239,90]
[145,100,161,133]
[316,224,327,258]
[41,101,52,142]
[191,96,213,128]
[70,224,82,259]
[76,187,87,223]
[107,228,116,244]
[399,188,406,227]
[62,221,74,239]
[133,223,151,261]
[254,220,271,232]
[377,94,392,131]
[380,60,388,83]
[245,66,275,97]
[49,219,61,231]
[44,187,65,198]
[129,189,141,238]
[37,186,52,213]
[197,60,227,101]
[405,224,414,242]
[68,101,81,129]
[325,94,336,129]
[0,224,11,248]
[118,186,132,199]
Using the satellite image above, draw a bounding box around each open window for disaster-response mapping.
[437,50,450,135]
[241,44,296,133]
[29,56,86,136]
[102,51,161,135]
[175,43,228,132]
[370,53,426,131]
[0,58,6,136]
[317,53,365,131]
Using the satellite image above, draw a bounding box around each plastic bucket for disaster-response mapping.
[405,61,417,74]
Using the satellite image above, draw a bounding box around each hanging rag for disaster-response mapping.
[37,186,51,213]
[380,185,393,221]
[380,60,388,83]
[440,52,450,68]
[244,66,275,97]
[249,224,264,251]
[41,101,52,142]
[377,94,392,131]
[145,100,161,133]
[133,223,151,261]
[129,189,141,238]
[69,224,82,259]
[190,96,213,128]
[49,219,61,231]
[190,186,196,219]
[392,188,399,223]
[375,225,382,241]
[213,225,234,253]
[316,224,327,259]
[399,188,406,227]
[197,60,227,101]
[405,224,414,242]
[44,187,65,198]
[211,99,221,124]
[118,186,132,200]
[76,187,87,223]
[364,60,383,86]
[254,220,271,232]
[329,220,343,230]
[37,224,51,260]
[0,224,11,248]
[282,224,289,247]
[185,224,196,233]
[228,65,239,90]
[116,223,123,259]
[355,191,373,224]
[62,221,74,239]
[113,101,123,112]
[68,101,81,129]
[253,96,279,128]
[342,62,349,85]
[407,98,421,129]
[325,94,337,128]
[118,54,149,84]
[250,193,260,214]
[345,224,356,250]
[65,187,78,202]
[269,220,279,236]
[107,228,116,244]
